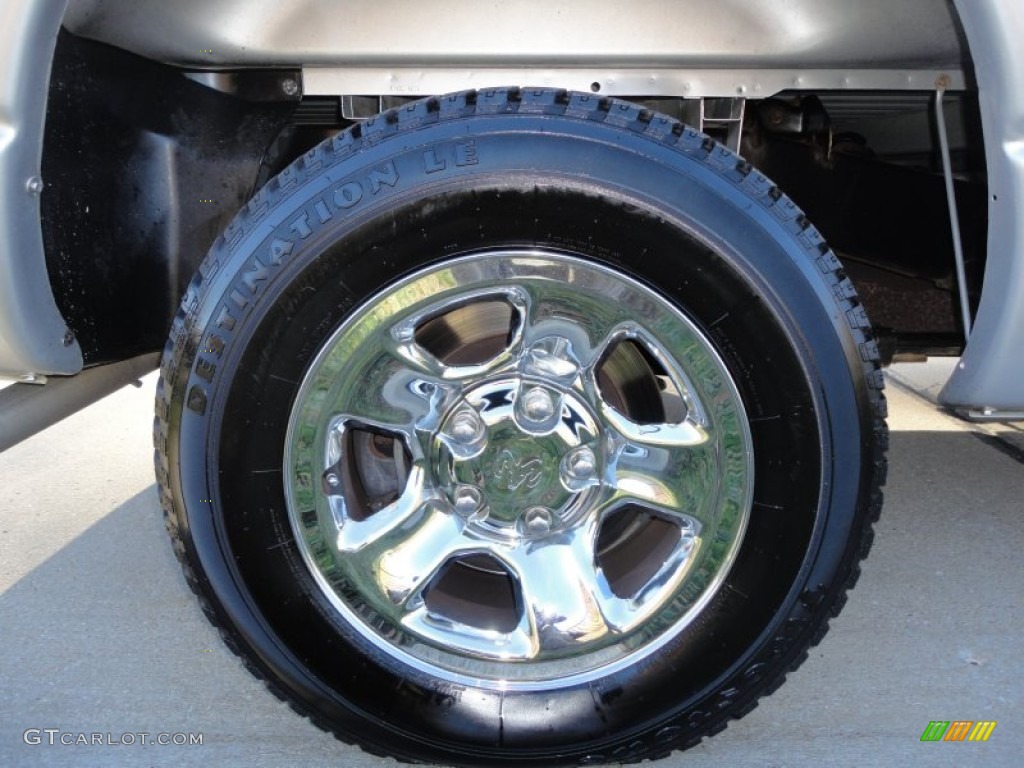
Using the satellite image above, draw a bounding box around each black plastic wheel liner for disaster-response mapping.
[41,30,298,365]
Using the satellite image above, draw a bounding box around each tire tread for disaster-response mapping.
[153,87,887,765]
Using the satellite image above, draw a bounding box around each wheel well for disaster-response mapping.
[41,31,300,365]
[42,7,984,366]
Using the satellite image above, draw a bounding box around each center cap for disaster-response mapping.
[436,379,602,537]
[474,430,560,514]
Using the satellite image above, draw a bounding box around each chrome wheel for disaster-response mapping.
[285,250,753,689]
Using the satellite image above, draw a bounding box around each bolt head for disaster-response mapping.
[325,472,340,488]
[282,78,299,96]
[567,446,596,479]
[521,386,555,423]
[26,176,43,195]
[451,410,483,443]
[453,485,484,517]
[522,506,552,536]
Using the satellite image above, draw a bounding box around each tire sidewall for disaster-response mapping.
[167,112,871,763]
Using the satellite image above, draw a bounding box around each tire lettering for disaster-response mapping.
[207,153,412,384]
[313,199,332,224]
[455,140,479,167]
[229,289,249,310]
[195,358,217,383]
[215,306,237,331]
[333,182,363,209]
[368,161,399,194]
[203,334,225,358]
[242,257,269,294]
[186,385,207,414]
[290,213,312,239]
[423,148,446,173]
[269,238,293,265]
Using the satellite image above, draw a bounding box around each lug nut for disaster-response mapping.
[521,506,553,537]
[521,386,555,423]
[566,446,596,481]
[453,485,484,518]
[450,409,484,444]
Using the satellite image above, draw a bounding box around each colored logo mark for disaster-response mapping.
[920,720,996,742]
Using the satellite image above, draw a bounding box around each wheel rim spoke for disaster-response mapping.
[399,603,540,661]
[328,341,453,441]
[601,409,709,448]
[516,269,655,370]
[333,465,432,551]
[370,505,469,608]
[338,485,470,609]
[499,525,618,652]
[607,442,717,531]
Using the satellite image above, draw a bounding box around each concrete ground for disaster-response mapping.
[0,363,1020,767]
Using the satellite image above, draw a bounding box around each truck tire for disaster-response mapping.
[154,88,886,766]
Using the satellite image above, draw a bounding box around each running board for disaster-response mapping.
[0,353,158,454]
